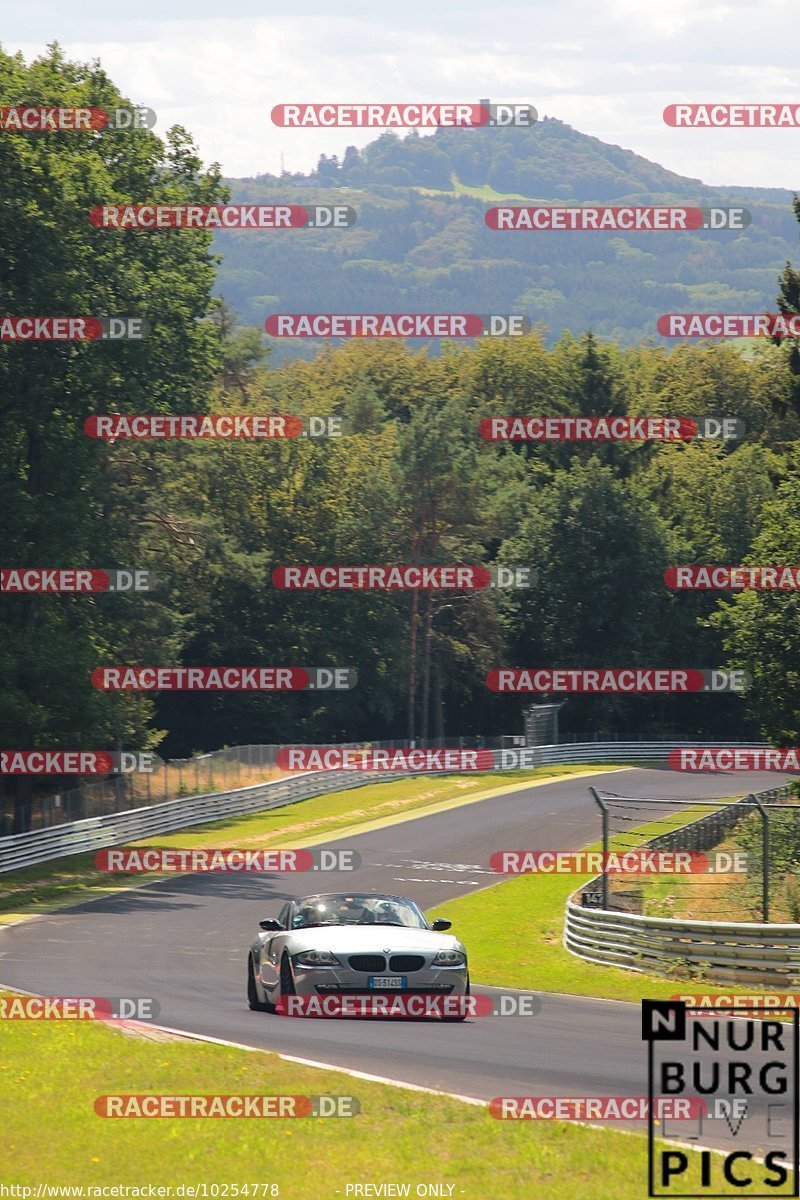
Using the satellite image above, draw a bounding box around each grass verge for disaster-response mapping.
[0,1004,705,1199]
[431,870,701,1003]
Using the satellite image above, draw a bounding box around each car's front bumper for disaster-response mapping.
[290,964,469,997]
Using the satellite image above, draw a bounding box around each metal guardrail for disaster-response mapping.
[525,740,768,766]
[0,767,403,875]
[564,900,800,984]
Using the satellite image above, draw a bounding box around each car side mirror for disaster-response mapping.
[430,918,452,931]
[259,918,282,931]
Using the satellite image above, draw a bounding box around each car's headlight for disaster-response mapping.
[433,949,467,966]
[293,950,341,967]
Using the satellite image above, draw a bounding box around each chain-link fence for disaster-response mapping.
[0,736,522,835]
[1,745,274,835]
[585,781,800,922]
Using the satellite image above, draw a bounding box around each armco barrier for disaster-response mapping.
[0,767,403,874]
[525,740,767,767]
[564,898,800,985]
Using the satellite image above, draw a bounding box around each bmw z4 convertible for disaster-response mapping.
[247,892,469,1017]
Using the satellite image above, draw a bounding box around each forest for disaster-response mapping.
[2,46,800,779]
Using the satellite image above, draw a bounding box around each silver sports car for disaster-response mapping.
[247,892,469,1018]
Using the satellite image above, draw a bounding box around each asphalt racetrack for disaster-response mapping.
[2,766,797,1155]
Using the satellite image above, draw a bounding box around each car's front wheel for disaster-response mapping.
[247,954,272,1013]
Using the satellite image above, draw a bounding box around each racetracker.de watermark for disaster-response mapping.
[0,106,156,131]
[479,417,744,441]
[1,569,151,593]
[658,314,800,338]
[664,103,800,127]
[276,747,497,771]
[672,993,800,1011]
[84,415,303,439]
[486,207,749,231]
[90,205,355,229]
[490,850,748,874]
[90,667,356,690]
[1,751,154,775]
[489,1096,706,1120]
[486,668,750,693]
[94,847,359,872]
[271,565,533,589]
[264,314,529,337]
[274,993,542,1018]
[0,317,149,340]
[94,1095,359,1118]
[668,747,800,772]
[0,995,159,1020]
[665,566,800,590]
[270,101,537,127]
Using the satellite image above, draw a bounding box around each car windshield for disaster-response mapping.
[291,895,427,930]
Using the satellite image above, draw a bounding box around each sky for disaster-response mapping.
[4,0,800,188]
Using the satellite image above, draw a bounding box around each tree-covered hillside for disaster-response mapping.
[218,118,799,358]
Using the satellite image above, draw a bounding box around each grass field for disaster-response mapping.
[0,1003,731,1199]
[413,172,555,203]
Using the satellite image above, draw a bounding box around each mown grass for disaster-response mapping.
[0,1006,720,1198]
[413,172,549,203]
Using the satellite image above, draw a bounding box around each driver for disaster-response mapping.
[337,897,372,923]
[295,902,327,927]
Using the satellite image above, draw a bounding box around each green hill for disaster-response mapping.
[217,117,798,359]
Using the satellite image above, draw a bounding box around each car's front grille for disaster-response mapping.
[348,954,387,973]
[389,955,425,973]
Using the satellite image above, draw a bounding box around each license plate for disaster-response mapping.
[368,975,406,989]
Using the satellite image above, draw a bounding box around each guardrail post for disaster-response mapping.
[748,794,770,922]
[589,786,609,910]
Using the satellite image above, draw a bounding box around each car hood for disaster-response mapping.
[285,925,464,954]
